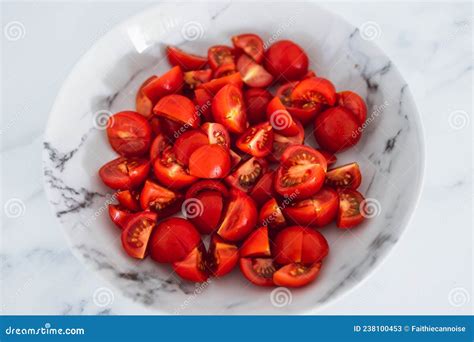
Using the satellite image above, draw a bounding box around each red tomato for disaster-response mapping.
[249,170,275,207]
[208,235,239,277]
[304,70,317,79]
[274,226,329,265]
[185,179,229,199]
[136,76,157,118]
[149,133,169,161]
[275,81,321,125]
[212,84,247,134]
[153,94,200,128]
[116,190,140,211]
[217,189,258,242]
[317,149,337,167]
[194,88,213,122]
[232,33,264,63]
[142,66,184,103]
[314,107,361,153]
[99,157,150,190]
[337,91,367,125]
[106,111,152,157]
[274,145,327,199]
[283,187,339,227]
[236,122,274,157]
[239,258,276,286]
[244,88,273,125]
[200,122,231,150]
[184,69,212,89]
[152,146,197,189]
[173,129,209,165]
[291,77,336,107]
[121,211,157,259]
[266,97,299,137]
[197,72,243,95]
[166,46,208,71]
[237,54,273,88]
[337,188,365,228]
[149,217,201,263]
[229,149,242,167]
[208,45,235,70]
[264,40,308,81]
[149,116,162,136]
[213,63,237,78]
[108,205,132,229]
[193,191,224,234]
[273,262,322,287]
[158,116,189,139]
[188,144,231,179]
[269,120,305,162]
[139,180,182,217]
[259,198,286,229]
[173,245,209,282]
[225,157,268,193]
[326,163,362,189]
[240,226,271,258]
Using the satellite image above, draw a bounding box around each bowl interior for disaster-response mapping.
[43,2,424,314]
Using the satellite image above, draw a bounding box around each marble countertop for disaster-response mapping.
[1,1,472,315]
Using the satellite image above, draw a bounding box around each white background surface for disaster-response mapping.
[1,0,472,315]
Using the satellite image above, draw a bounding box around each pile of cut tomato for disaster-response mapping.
[100,33,369,288]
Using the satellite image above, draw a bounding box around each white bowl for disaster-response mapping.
[42,2,425,314]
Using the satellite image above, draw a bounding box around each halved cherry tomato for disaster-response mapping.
[225,157,268,193]
[259,198,286,229]
[189,144,231,179]
[276,81,321,125]
[167,46,208,71]
[317,149,337,167]
[99,157,150,190]
[213,63,237,78]
[269,120,305,162]
[153,94,200,128]
[153,146,197,189]
[208,235,239,277]
[236,122,274,157]
[337,188,365,228]
[121,211,157,259]
[149,116,162,136]
[186,190,224,235]
[239,258,276,286]
[244,88,273,125]
[264,40,308,81]
[185,179,229,199]
[194,88,213,122]
[273,262,322,288]
[240,226,271,258]
[237,54,273,88]
[149,217,201,263]
[139,180,182,217]
[142,66,184,103]
[158,116,189,139]
[200,122,231,150]
[108,204,132,229]
[249,170,275,206]
[212,84,247,134]
[337,91,367,125]
[136,76,157,118]
[274,226,329,265]
[149,133,169,161]
[314,107,361,153]
[116,189,140,211]
[266,97,299,137]
[274,145,327,199]
[184,69,213,89]
[326,163,362,189]
[229,149,242,167]
[217,189,257,242]
[208,45,234,70]
[173,245,209,282]
[232,33,264,63]
[106,111,152,157]
[173,129,209,165]
[197,72,243,95]
[283,187,338,227]
[291,77,336,107]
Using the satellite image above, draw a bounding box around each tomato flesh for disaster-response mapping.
[240,226,271,258]
[173,245,209,282]
[108,205,131,229]
[208,45,235,70]
[237,54,273,88]
[142,66,184,103]
[239,258,276,286]
[154,94,200,128]
[273,262,322,288]
[232,33,264,63]
[189,144,231,179]
[259,198,286,229]
[212,84,247,134]
[139,179,182,217]
[249,170,275,207]
[225,157,268,193]
[337,188,366,228]
[197,72,243,95]
[167,46,208,71]
[152,146,197,189]
[266,97,299,137]
[136,76,158,118]
[99,157,150,190]
[291,77,337,107]
[326,163,362,189]
[184,69,213,89]
[236,122,274,157]
[116,190,140,212]
[201,122,231,150]
[208,235,239,277]
[244,88,273,125]
[173,130,209,165]
[121,212,157,259]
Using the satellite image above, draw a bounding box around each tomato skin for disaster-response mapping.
[291,77,337,107]
[317,149,337,167]
[264,40,308,81]
[189,144,231,179]
[149,217,201,263]
[225,157,268,193]
[184,69,213,89]
[239,258,276,286]
[337,91,367,125]
[212,84,248,134]
[167,46,208,71]
[139,179,182,217]
[208,45,235,70]
[208,235,239,277]
[283,187,339,227]
[142,66,184,103]
[217,189,258,242]
[337,188,366,228]
[149,133,169,161]
[106,111,152,157]
[244,88,273,125]
[200,122,231,150]
[121,211,157,259]
[232,33,264,63]
[236,122,274,158]
[266,97,299,137]
[259,198,286,229]
[173,129,209,165]
[173,246,209,282]
[275,81,321,125]
[213,63,237,78]
[314,107,361,153]
[237,54,273,88]
[108,205,132,229]
[99,157,150,190]
[326,163,362,189]
[189,190,224,235]
[153,94,200,128]
[185,180,229,199]
[152,147,197,189]
[273,262,322,288]
[249,170,276,207]
[136,76,158,118]
[240,226,271,258]
[116,190,141,212]
[197,72,243,95]
[268,120,305,162]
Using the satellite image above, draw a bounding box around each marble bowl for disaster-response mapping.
[42,2,425,314]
